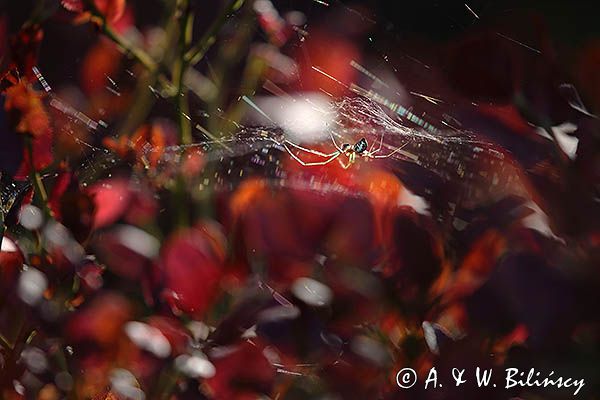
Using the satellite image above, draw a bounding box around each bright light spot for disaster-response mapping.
[255,94,335,143]
[254,0,276,14]
[18,268,48,305]
[116,225,160,258]
[241,325,258,339]
[291,277,333,307]
[175,353,216,378]
[124,321,171,358]
[552,123,579,160]
[188,321,211,342]
[43,222,85,263]
[422,321,439,355]
[398,188,430,215]
[110,369,145,400]
[43,221,70,247]
[258,305,300,322]
[522,201,564,243]
[1,236,18,253]
[350,336,389,366]
[13,380,25,396]
[536,122,579,160]
[285,11,306,26]
[19,205,43,230]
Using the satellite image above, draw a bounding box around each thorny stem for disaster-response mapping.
[184,0,246,66]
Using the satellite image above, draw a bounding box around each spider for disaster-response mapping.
[280,133,416,169]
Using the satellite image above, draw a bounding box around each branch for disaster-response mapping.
[102,24,159,71]
[184,0,245,66]
[82,0,158,71]
[174,0,193,144]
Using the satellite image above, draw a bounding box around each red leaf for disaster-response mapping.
[66,292,133,346]
[4,80,51,138]
[88,178,133,229]
[50,172,95,242]
[61,0,125,23]
[0,236,24,291]
[205,341,275,400]
[160,227,223,318]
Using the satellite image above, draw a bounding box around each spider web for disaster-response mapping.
[2,38,527,221]
[167,96,517,194]
[22,68,523,208]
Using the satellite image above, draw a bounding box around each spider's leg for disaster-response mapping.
[369,130,385,154]
[329,132,343,152]
[338,153,355,169]
[374,131,385,154]
[283,140,339,157]
[373,143,419,161]
[283,143,342,166]
[370,147,381,156]
[338,158,352,169]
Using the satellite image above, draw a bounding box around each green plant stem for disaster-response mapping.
[32,169,49,206]
[171,0,193,229]
[81,0,158,71]
[184,0,246,66]
[175,60,192,144]
[222,55,267,134]
[206,0,256,136]
[153,364,180,400]
[176,81,192,145]
[173,0,193,145]
[102,24,159,71]
[0,333,10,351]
[90,0,180,139]
[26,140,52,218]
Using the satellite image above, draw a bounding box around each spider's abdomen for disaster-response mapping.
[353,138,368,153]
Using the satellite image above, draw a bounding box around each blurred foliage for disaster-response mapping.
[0,0,599,399]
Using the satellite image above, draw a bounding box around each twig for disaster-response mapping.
[173,0,193,145]
[26,139,53,218]
[82,0,159,72]
[171,0,193,228]
[184,0,246,66]
[101,24,159,71]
